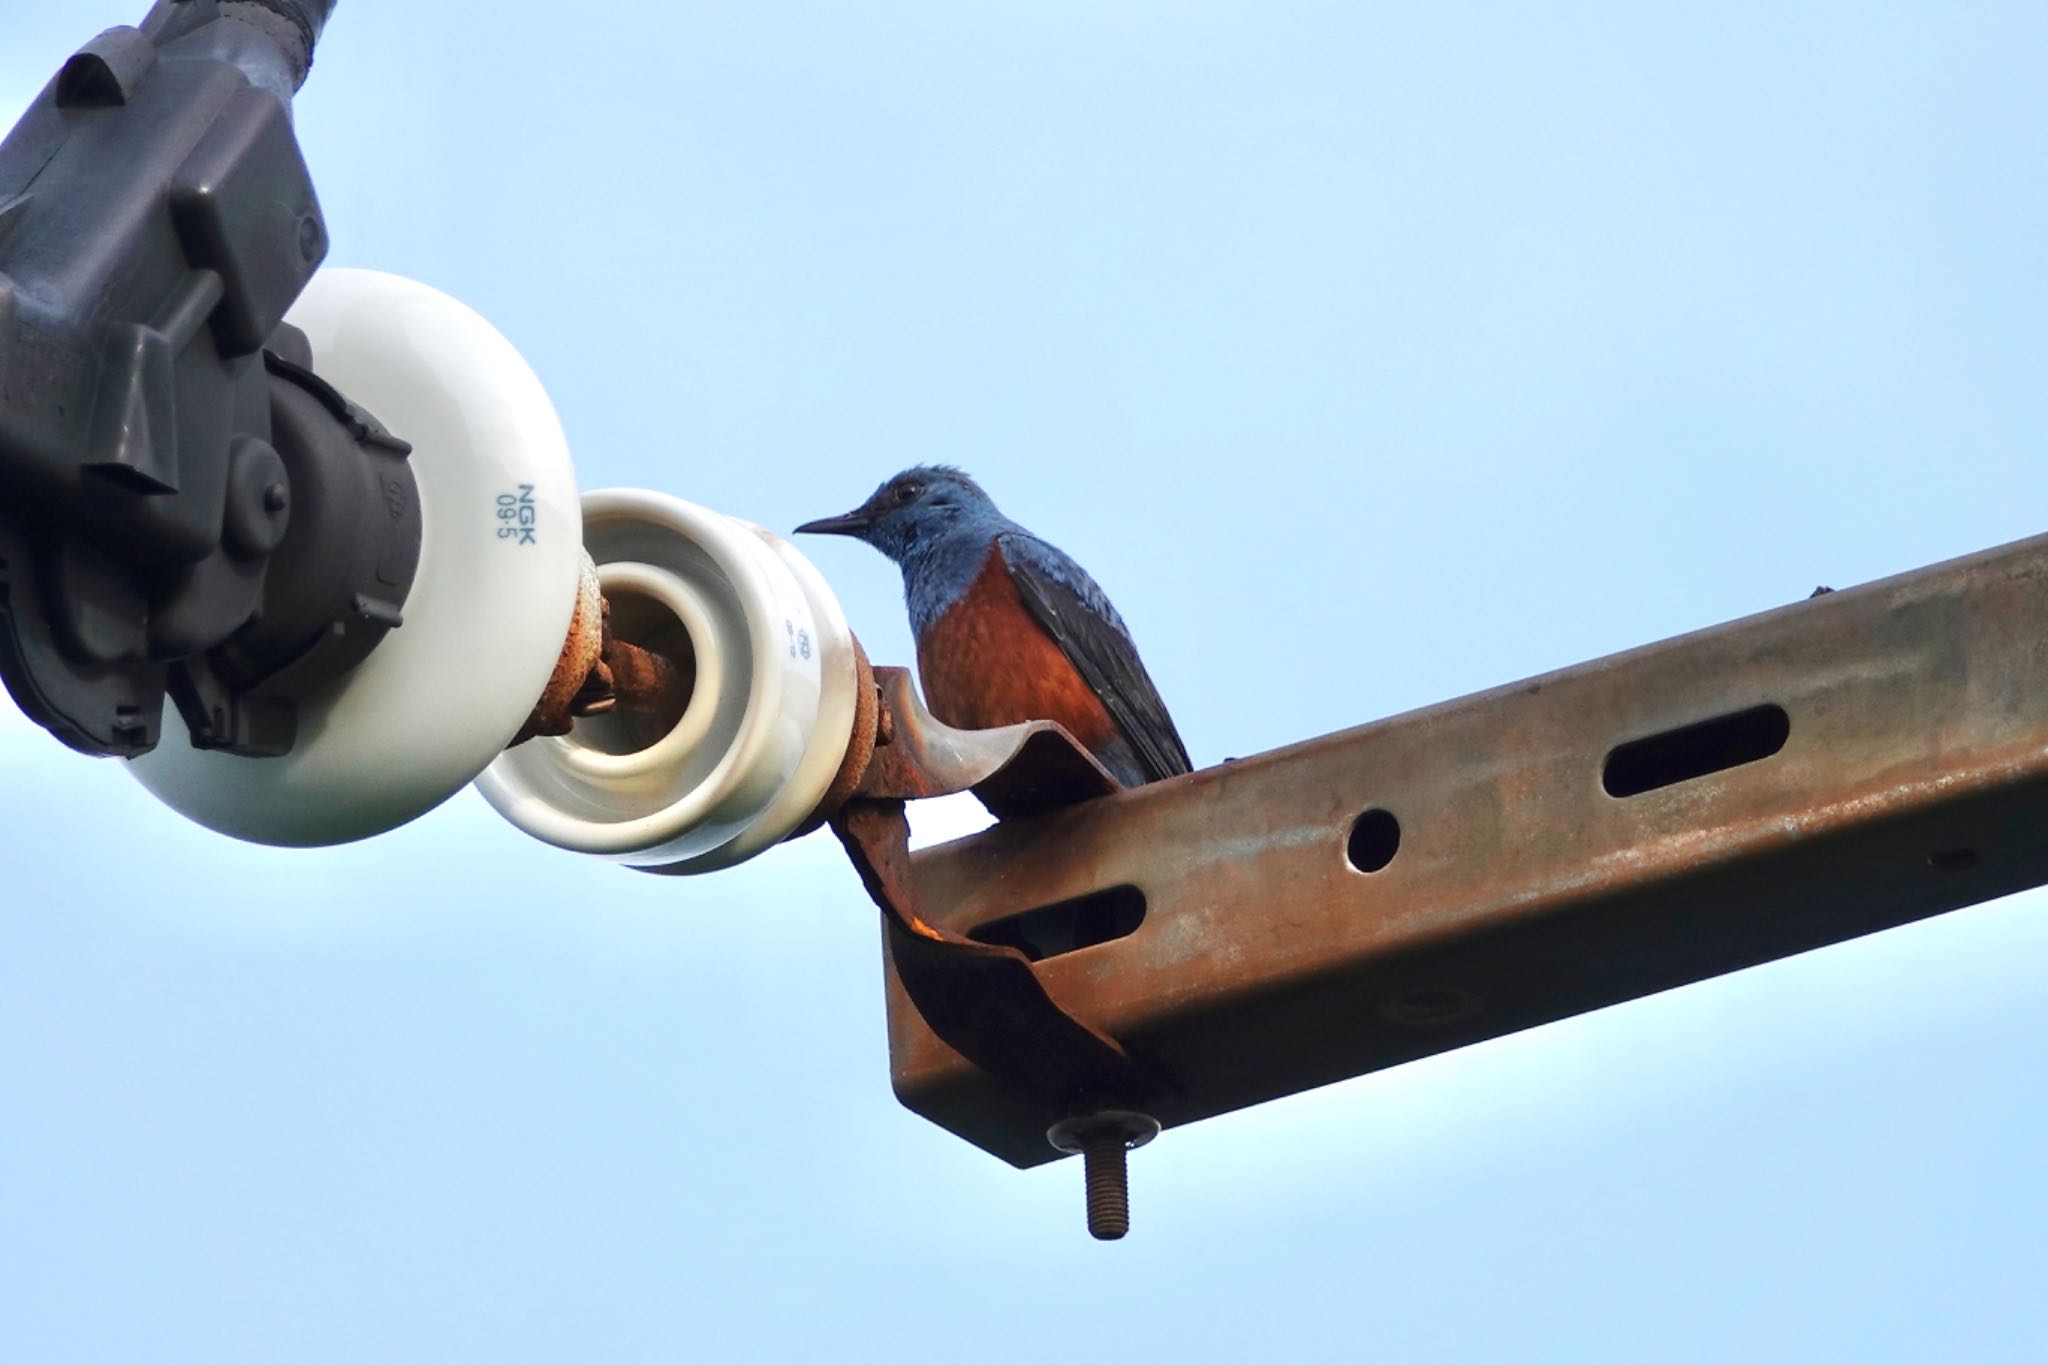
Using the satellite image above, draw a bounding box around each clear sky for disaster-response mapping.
[4,2,2047,1361]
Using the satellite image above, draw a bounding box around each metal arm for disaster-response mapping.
[876,530,2048,1206]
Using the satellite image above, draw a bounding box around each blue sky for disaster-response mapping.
[4,2,2047,1360]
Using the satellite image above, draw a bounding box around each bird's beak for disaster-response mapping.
[794,508,874,538]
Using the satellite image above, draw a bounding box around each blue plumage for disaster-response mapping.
[796,466,1192,787]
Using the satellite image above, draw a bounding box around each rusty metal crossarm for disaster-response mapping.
[888,530,2048,1168]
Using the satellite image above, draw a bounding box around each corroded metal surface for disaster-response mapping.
[791,637,879,840]
[831,800,1159,1112]
[890,531,2048,1167]
[826,668,1155,1121]
[512,557,696,746]
[598,615,693,729]
[512,557,606,745]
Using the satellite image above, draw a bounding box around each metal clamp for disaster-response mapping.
[825,667,1172,1237]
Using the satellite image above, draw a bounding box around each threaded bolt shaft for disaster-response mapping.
[1049,1110,1158,1242]
[1082,1133,1131,1240]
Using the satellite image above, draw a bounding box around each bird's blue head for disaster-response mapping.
[794,465,1002,564]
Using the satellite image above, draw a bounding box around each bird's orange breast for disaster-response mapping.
[917,547,1119,748]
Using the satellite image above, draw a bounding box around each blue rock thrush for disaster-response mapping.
[796,466,1191,788]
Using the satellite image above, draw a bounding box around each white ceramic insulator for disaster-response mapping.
[475,489,859,873]
[127,269,585,846]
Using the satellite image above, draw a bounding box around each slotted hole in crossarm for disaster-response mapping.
[968,885,1147,962]
[1603,703,1790,798]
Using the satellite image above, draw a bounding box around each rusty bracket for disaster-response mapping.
[887,529,2048,1168]
[827,667,1171,1120]
[848,666,1126,818]
[832,801,1163,1113]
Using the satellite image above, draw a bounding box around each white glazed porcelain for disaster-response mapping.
[128,269,585,846]
[476,489,859,872]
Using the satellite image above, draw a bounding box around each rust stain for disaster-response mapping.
[510,557,695,747]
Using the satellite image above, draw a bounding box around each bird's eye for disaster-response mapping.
[894,482,923,504]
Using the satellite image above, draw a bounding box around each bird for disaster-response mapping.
[796,466,1191,789]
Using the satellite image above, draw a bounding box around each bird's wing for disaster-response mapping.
[996,532,1192,783]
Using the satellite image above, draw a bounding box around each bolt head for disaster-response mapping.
[1047,1110,1160,1155]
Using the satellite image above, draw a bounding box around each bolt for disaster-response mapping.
[1048,1110,1160,1242]
[1081,1133,1130,1238]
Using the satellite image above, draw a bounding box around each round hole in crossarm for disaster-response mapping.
[1346,808,1401,873]
[570,588,696,755]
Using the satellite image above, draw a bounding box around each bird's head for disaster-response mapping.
[795,465,999,562]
